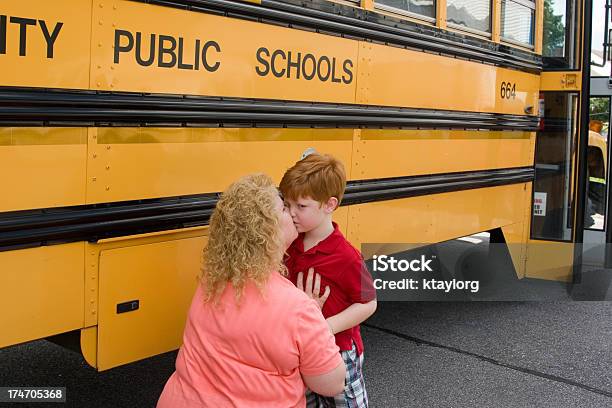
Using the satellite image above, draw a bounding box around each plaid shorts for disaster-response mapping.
[306,341,368,408]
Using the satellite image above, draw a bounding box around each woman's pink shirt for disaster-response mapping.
[157,271,342,408]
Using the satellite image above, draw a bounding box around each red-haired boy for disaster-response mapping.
[280,152,377,408]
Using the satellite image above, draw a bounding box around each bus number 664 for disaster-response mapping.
[500,82,516,99]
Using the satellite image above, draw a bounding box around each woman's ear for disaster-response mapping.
[325,197,339,213]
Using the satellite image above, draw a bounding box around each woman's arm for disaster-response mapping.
[296,290,346,396]
[302,361,346,396]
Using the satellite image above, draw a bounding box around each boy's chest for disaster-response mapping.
[286,251,345,282]
[286,252,356,316]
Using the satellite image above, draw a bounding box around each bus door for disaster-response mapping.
[588,0,612,266]
[584,77,611,267]
[526,0,589,283]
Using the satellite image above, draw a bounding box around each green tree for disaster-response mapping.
[543,0,565,57]
[590,97,610,134]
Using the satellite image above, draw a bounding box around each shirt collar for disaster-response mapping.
[294,222,343,255]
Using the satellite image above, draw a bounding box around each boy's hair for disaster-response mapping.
[279,153,347,205]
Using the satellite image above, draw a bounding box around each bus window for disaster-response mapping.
[585,97,610,230]
[375,0,436,20]
[501,0,536,48]
[447,0,491,35]
[532,92,579,241]
[543,0,579,70]
[590,0,611,77]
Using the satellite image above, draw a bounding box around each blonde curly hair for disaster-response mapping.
[201,173,287,305]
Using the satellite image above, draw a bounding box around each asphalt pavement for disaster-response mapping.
[363,302,612,407]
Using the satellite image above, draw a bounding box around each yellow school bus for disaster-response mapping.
[0,0,597,369]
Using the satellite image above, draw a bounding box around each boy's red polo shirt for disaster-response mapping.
[285,222,376,355]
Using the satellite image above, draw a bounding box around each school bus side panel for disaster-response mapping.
[354,130,534,179]
[90,0,358,103]
[0,128,88,212]
[86,128,354,204]
[346,183,531,248]
[0,0,91,89]
[356,42,540,115]
[0,243,85,348]
[97,233,206,370]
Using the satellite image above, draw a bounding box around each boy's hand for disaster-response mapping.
[297,267,330,310]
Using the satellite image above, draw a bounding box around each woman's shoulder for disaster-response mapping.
[268,272,313,307]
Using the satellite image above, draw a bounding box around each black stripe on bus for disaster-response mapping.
[0,88,539,131]
[129,0,541,73]
[342,167,534,205]
[0,167,533,250]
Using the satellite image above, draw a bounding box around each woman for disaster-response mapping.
[157,174,345,407]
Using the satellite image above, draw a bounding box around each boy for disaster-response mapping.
[280,152,377,408]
